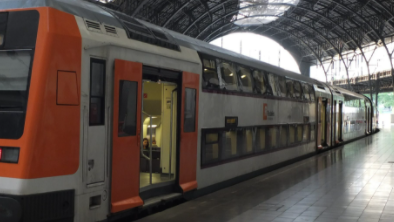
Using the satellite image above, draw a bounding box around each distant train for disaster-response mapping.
[0,1,377,222]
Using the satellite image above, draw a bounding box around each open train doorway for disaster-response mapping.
[338,102,343,141]
[139,67,180,199]
[317,98,328,149]
[333,100,343,144]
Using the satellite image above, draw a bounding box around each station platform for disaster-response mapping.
[136,125,394,222]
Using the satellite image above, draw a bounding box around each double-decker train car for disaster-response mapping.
[0,1,377,222]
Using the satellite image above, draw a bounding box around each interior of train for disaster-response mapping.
[140,81,177,190]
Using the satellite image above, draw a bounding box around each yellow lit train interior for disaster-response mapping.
[140,81,177,188]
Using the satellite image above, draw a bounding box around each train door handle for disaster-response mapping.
[88,159,95,171]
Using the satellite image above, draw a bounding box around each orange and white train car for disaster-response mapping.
[0,1,375,222]
[0,1,201,222]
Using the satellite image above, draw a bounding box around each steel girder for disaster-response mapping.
[91,0,394,95]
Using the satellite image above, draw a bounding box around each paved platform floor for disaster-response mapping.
[137,126,394,222]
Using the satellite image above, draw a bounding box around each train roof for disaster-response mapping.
[0,0,330,87]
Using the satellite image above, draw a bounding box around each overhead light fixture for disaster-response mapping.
[148,125,157,128]
[241,75,246,78]
[229,73,233,76]
[204,69,208,71]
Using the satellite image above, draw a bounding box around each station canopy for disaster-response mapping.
[92,0,394,66]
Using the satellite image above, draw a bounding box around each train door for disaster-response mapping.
[366,106,371,134]
[317,97,328,149]
[86,58,107,186]
[110,59,143,213]
[333,100,337,144]
[326,99,331,147]
[338,102,343,141]
[139,67,181,199]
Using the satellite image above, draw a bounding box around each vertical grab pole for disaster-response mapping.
[149,116,153,185]
[169,88,177,179]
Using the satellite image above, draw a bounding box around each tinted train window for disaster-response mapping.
[303,124,310,142]
[279,125,288,148]
[89,59,106,126]
[184,88,196,132]
[288,125,295,145]
[296,125,303,142]
[309,85,315,102]
[286,79,294,98]
[278,76,287,97]
[201,123,313,167]
[203,132,220,164]
[302,83,310,101]
[268,73,280,96]
[0,50,32,139]
[202,58,219,88]
[222,130,238,159]
[253,70,267,95]
[238,129,253,154]
[219,61,238,91]
[268,126,279,149]
[238,66,253,93]
[293,81,302,99]
[118,81,137,136]
[310,124,316,140]
[255,127,266,152]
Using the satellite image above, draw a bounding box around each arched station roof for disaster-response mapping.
[92,0,394,64]
[91,0,394,96]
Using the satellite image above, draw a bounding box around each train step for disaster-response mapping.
[142,192,183,209]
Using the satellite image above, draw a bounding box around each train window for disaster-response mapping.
[89,59,106,126]
[310,124,316,140]
[238,129,253,154]
[0,50,32,139]
[202,58,220,89]
[118,81,137,136]
[303,124,310,142]
[296,125,303,143]
[288,125,295,145]
[255,127,266,152]
[203,132,220,164]
[286,79,294,98]
[222,130,238,159]
[219,61,238,91]
[278,76,287,97]
[253,70,267,95]
[279,125,288,148]
[268,126,279,149]
[238,67,253,93]
[302,83,310,101]
[309,85,315,102]
[184,88,196,132]
[268,73,280,96]
[293,81,302,99]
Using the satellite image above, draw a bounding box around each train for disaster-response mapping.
[0,1,377,222]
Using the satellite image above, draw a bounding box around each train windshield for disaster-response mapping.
[0,50,32,139]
